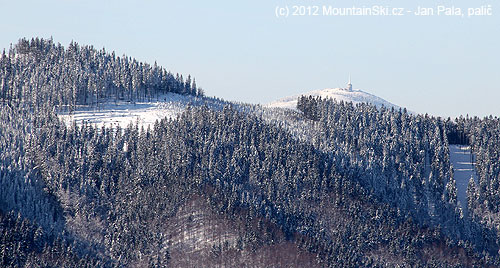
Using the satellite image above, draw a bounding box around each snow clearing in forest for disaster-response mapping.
[59,93,222,129]
[449,144,479,216]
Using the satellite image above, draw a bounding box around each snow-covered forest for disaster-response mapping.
[0,38,202,111]
[1,38,500,267]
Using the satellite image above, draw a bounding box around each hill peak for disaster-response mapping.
[266,87,400,111]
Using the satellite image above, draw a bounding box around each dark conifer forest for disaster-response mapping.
[1,38,500,267]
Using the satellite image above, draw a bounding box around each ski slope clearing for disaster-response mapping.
[59,93,224,128]
[266,88,401,111]
[449,145,478,216]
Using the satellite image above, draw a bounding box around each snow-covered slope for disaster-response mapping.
[59,87,402,129]
[266,88,400,111]
[59,93,226,129]
[449,145,479,217]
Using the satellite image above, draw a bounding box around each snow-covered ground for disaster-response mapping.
[59,86,404,130]
[266,88,401,111]
[449,145,479,216]
[59,93,224,129]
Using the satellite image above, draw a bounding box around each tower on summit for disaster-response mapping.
[346,75,352,91]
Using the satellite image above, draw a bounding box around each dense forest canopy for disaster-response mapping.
[0,37,202,111]
[1,38,500,267]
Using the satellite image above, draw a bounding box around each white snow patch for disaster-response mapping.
[266,88,401,111]
[59,93,213,129]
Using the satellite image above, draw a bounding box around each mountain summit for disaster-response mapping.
[267,79,400,111]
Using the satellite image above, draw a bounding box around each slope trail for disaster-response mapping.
[449,145,479,217]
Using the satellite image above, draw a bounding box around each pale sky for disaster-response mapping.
[0,0,498,118]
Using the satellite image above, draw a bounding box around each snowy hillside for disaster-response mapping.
[59,85,403,129]
[266,87,400,111]
[59,93,225,128]
[449,145,479,217]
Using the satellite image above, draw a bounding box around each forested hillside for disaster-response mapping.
[0,38,201,111]
[1,38,500,267]
[453,116,500,241]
